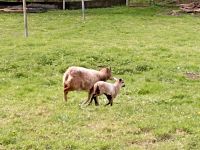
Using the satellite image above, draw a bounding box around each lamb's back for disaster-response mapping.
[95,81,115,95]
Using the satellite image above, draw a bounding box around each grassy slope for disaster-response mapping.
[0,7,200,149]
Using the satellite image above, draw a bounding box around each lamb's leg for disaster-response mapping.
[94,96,99,106]
[105,94,112,106]
[94,85,100,105]
[87,94,99,106]
[105,101,110,106]
[110,98,113,106]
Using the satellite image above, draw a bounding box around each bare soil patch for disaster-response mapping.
[185,72,200,80]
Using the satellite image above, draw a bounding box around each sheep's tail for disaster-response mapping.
[63,72,69,86]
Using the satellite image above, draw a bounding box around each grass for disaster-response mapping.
[0,6,200,149]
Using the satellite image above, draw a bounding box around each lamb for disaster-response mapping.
[85,78,125,106]
[63,66,113,102]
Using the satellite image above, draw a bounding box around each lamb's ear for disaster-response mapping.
[113,77,118,81]
[109,67,112,71]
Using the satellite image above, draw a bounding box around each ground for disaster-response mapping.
[0,7,200,149]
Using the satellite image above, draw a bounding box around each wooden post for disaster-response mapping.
[23,0,28,37]
[126,0,129,6]
[81,0,85,21]
[63,0,65,10]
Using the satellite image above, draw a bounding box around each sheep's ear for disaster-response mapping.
[109,67,112,71]
[97,65,105,69]
[106,67,111,73]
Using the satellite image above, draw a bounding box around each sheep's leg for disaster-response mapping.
[84,89,94,105]
[64,85,69,102]
[64,91,68,102]
[84,99,90,105]
[88,95,94,105]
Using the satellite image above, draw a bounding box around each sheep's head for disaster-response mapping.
[99,67,113,80]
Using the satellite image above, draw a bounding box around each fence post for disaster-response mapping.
[23,0,28,37]
[82,0,85,21]
[63,0,65,10]
[126,0,129,6]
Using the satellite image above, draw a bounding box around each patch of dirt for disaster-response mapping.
[140,127,152,133]
[87,121,118,132]
[127,128,190,148]
[133,138,157,145]
[156,133,173,142]
[36,106,51,116]
[175,129,190,136]
[185,72,200,80]
[127,132,157,149]
[127,138,157,149]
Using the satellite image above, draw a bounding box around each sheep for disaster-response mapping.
[63,66,113,102]
[85,78,125,106]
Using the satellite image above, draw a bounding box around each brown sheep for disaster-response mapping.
[63,66,113,102]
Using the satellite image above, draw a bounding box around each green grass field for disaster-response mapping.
[1,7,200,149]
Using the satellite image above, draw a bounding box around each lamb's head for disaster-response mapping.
[99,67,113,80]
[114,78,125,88]
[119,78,125,87]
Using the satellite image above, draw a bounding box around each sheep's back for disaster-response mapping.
[65,67,100,91]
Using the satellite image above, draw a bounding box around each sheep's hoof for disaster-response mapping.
[87,103,92,106]
[80,100,87,105]
[95,103,99,106]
